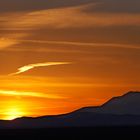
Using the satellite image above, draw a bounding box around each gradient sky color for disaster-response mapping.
[0,0,139,120]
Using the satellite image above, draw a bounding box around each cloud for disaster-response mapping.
[0,38,18,49]
[0,89,65,99]
[0,34,27,50]
[6,39,140,50]
[1,4,140,31]
[0,3,139,51]
[9,62,71,76]
[84,0,140,14]
[0,0,93,13]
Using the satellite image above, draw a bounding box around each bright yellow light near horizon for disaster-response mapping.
[3,107,26,120]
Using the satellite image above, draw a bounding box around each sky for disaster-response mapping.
[0,0,139,120]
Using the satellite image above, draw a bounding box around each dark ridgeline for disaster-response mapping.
[0,91,140,129]
[1,91,140,139]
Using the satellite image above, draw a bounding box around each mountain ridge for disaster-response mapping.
[76,91,140,115]
[0,91,140,128]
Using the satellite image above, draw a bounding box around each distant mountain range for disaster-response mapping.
[1,91,140,129]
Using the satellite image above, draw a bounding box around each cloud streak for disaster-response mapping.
[0,90,65,99]
[9,62,71,76]
[0,38,20,50]
[1,4,140,31]
[0,3,139,51]
[11,39,140,50]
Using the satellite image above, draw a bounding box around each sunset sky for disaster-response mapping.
[0,0,140,120]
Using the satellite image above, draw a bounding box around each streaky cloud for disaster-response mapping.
[0,90,66,99]
[14,39,140,50]
[0,38,19,50]
[9,62,71,76]
[0,0,93,13]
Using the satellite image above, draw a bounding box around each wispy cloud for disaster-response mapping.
[0,3,139,51]
[1,4,140,31]
[9,62,71,76]
[0,90,65,99]
[8,39,140,50]
[0,38,19,50]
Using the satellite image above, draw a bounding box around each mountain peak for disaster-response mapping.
[78,91,140,115]
[103,91,140,106]
[123,91,140,97]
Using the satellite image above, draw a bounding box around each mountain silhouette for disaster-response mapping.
[77,91,140,115]
[0,91,140,129]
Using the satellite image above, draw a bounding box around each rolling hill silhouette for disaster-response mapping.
[0,91,140,129]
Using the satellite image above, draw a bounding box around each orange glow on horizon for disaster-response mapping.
[0,75,139,120]
[0,0,139,121]
[0,87,107,120]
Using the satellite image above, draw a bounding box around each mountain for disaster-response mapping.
[77,91,140,115]
[0,91,140,129]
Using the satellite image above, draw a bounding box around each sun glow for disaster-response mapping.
[1,101,27,120]
[3,107,26,120]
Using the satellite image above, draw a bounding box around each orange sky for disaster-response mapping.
[0,0,139,120]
